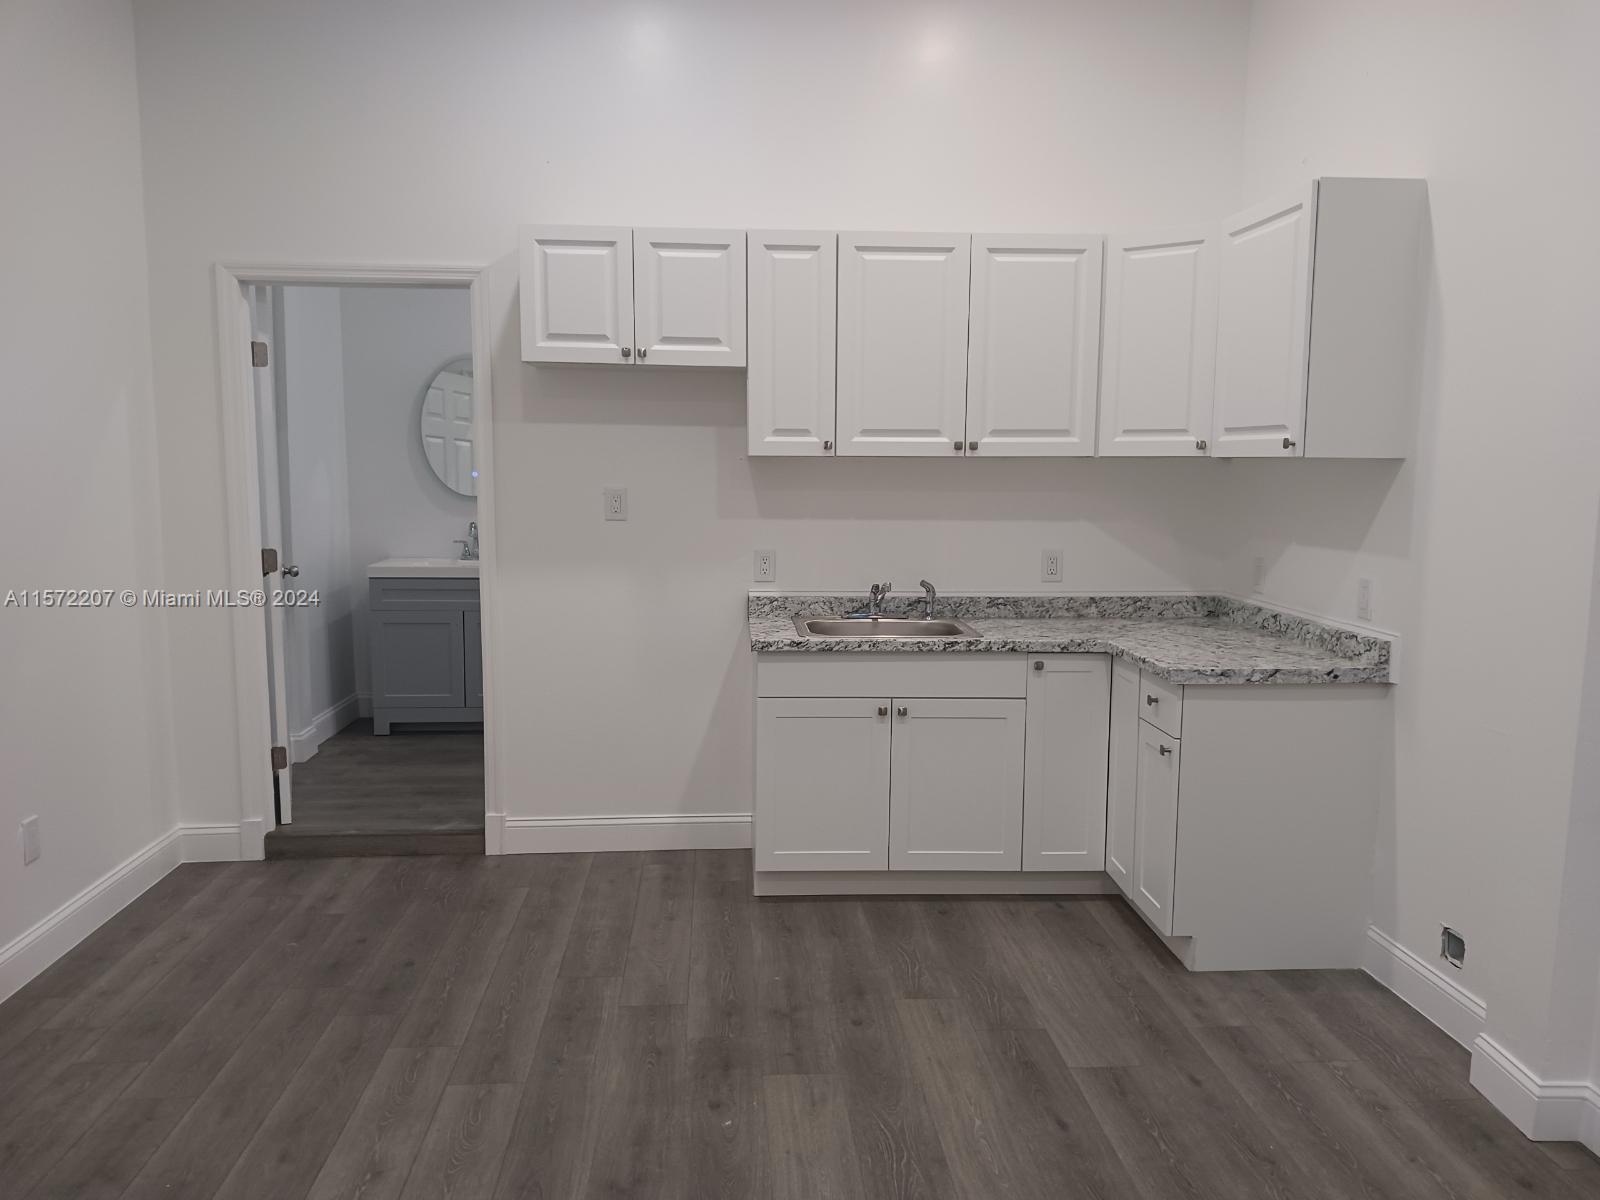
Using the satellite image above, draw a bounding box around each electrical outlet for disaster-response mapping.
[1357,577,1373,622]
[20,816,40,866]
[603,487,628,522]
[1441,925,1466,968]
[1252,555,1266,592]
[754,549,776,583]
[1041,549,1063,584]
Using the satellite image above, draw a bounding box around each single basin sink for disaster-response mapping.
[793,615,980,639]
[366,557,480,579]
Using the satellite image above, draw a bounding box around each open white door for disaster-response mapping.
[247,284,294,825]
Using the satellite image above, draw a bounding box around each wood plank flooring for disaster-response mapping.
[4,851,1598,1200]
[265,720,484,858]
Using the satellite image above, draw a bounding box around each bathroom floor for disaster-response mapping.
[3,851,1596,1199]
[264,720,484,857]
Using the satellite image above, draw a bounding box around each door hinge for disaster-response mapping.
[270,745,288,772]
[261,547,279,577]
[251,339,269,368]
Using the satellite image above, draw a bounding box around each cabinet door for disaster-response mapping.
[464,609,483,710]
[967,234,1102,456]
[1212,186,1315,457]
[370,611,466,708]
[748,231,837,455]
[889,699,1025,871]
[836,232,971,456]
[519,225,634,364]
[1098,229,1218,456]
[1022,656,1111,870]
[633,228,746,367]
[1131,721,1181,935]
[755,698,890,871]
[1105,659,1139,894]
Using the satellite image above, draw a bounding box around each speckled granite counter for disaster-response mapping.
[748,594,1391,685]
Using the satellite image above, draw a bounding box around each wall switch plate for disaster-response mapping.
[1357,577,1373,622]
[1041,549,1063,584]
[754,549,776,583]
[20,815,40,865]
[1252,555,1266,592]
[603,487,628,522]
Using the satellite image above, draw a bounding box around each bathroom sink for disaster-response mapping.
[366,557,480,579]
[793,615,979,639]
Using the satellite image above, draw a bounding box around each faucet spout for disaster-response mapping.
[919,579,938,619]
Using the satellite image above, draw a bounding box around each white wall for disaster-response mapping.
[0,0,176,990]
[338,286,475,704]
[279,286,356,754]
[131,0,1253,837]
[1235,0,1600,1084]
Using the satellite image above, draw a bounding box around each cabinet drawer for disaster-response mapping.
[1138,670,1183,738]
[369,578,481,612]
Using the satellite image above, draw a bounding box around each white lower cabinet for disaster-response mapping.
[1131,720,1181,935]
[1104,658,1140,891]
[889,699,1026,871]
[1022,656,1111,870]
[754,697,890,871]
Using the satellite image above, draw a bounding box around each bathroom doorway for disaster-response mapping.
[244,279,488,857]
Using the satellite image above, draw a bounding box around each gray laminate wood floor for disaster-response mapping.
[3,852,1596,1200]
[265,720,484,858]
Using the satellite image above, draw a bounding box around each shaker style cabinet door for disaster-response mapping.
[1098,228,1219,456]
[888,699,1025,871]
[1212,186,1315,457]
[755,698,890,871]
[748,231,837,455]
[966,234,1103,456]
[1132,721,1181,935]
[1104,658,1140,893]
[519,225,634,364]
[633,228,746,367]
[836,232,971,456]
[1022,655,1111,870]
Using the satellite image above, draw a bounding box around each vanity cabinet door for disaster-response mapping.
[755,698,890,871]
[1104,658,1140,894]
[889,698,1025,871]
[1022,656,1111,870]
[519,225,635,364]
[370,611,466,709]
[1132,721,1181,935]
[748,231,837,455]
[633,228,746,366]
[463,609,483,710]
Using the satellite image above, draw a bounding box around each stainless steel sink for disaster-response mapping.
[793,615,980,639]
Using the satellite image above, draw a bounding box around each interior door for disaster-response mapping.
[748,231,837,455]
[633,228,746,366]
[1132,721,1181,935]
[966,234,1103,456]
[755,698,891,871]
[889,698,1025,870]
[519,225,634,364]
[248,285,293,824]
[1212,185,1316,457]
[836,232,971,456]
[1098,228,1219,456]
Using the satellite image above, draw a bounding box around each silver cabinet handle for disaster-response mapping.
[1196,439,1208,451]
[896,706,908,718]
[967,441,978,451]
[953,441,962,452]
[620,346,631,358]
[281,564,300,578]
[1159,744,1173,756]
[638,347,647,359]
[1033,660,1044,671]
[877,706,888,717]
[823,440,833,451]
[1282,436,1296,449]
[1146,694,1158,706]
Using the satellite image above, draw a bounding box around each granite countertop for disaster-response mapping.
[747,594,1392,685]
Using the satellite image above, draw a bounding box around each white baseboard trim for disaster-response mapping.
[0,826,181,1005]
[1470,1034,1600,1151]
[1362,925,1486,1049]
[290,693,359,763]
[177,822,245,863]
[501,812,752,854]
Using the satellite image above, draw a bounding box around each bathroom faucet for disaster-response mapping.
[454,521,479,561]
[919,579,938,619]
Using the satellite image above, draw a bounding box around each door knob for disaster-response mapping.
[281,564,300,578]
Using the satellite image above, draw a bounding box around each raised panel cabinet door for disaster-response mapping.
[519,225,634,364]
[1022,656,1111,870]
[464,609,483,709]
[1098,228,1219,456]
[370,611,466,708]
[836,232,971,456]
[1212,185,1316,457]
[967,234,1103,456]
[1105,658,1140,894]
[755,698,890,872]
[889,698,1025,871]
[1132,721,1181,935]
[633,228,746,366]
[748,231,837,455]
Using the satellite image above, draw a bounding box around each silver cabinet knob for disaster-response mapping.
[1159,744,1173,757]
[896,706,908,718]
[1196,439,1208,451]
[823,440,833,451]
[1146,694,1158,706]
[620,346,631,358]
[638,347,648,359]
[1282,436,1296,449]
[1033,660,1044,671]
[967,441,978,451]
[281,564,300,578]
[877,706,888,717]
[953,441,962,452]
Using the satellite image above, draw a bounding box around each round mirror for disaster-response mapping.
[419,356,477,497]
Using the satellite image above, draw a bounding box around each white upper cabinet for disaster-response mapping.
[966,235,1103,457]
[519,225,635,365]
[748,232,837,456]
[633,228,746,367]
[836,232,972,457]
[1212,178,1426,459]
[1098,228,1218,456]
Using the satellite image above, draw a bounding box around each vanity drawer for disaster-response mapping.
[369,578,481,612]
[1138,670,1183,738]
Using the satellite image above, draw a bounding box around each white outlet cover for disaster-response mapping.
[603,487,628,521]
[1041,549,1063,583]
[754,549,776,583]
